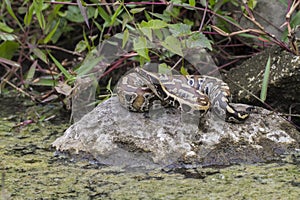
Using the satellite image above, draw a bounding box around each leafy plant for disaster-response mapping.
[0,0,299,109]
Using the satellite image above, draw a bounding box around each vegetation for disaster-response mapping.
[0,0,299,115]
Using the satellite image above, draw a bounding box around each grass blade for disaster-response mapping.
[43,19,60,44]
[76,0,90,29]
[25,60,37,88]
[4,0,24,31]
[260,55,271,102]
[49,53,73,81]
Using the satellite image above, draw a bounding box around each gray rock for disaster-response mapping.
[239,0,286,39]
[225,46,300,111]
[52,97,299,169]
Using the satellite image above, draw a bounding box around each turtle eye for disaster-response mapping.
[188,78,194,86]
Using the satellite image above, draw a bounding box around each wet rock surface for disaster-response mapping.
[52,97,299,169]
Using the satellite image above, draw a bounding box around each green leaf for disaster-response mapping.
[158,63,172,75]
[140,19,168,29]
[98,6,111,25]
[32,47,48,64]
[49,53,73,81]
[281,11,300,42]
[75,54,104,76]
[260,55,271,102]
[65,6,95,23]
[82,29,91,51]
[26,61,37,81]
[120,12,134,31]
[153,29,165,41]
[180,66,189,75]
[139,27,152,41]
[186,32,212,50]
[4,0,24,31]
[0,41,19,59]
[106,77,113,94]
[161,35,183,57]
[139,20,169,41]
[24,3,34,26]
[48,19,68,44]
[43,19,60,44]
[189,0,196,7]
[148,12,171,22]
[247,0,257,10]
[168,23,192,37]
[93,20,103,33]
[122,29,129,48]
[24,61,37,87]
[31,76,58,86]
[165,6,181,18]
[33,0,46,29]
[183,18,194,26]
[0,32,17,41]
[0,22,14,33]
[110,5,123,26]
[133,36,150,61]
[130,7,146,14]
[144,10,152,21]
[75,40,87,53]
[290,11,300,29]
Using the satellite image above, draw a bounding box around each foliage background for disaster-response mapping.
[0,0,299,109]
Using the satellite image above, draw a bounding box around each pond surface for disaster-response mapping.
[0,95,300,199]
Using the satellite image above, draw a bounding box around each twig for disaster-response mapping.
[240,2,291,52]
[198,0,208,31]
[1,79,36,101]
[38,45,83,56]
[211,25,266,37]
[0,58,21,90]
[171,57,183,70]
[285,0,300,55]
[288,103,300,120]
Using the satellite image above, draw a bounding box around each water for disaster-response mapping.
[1,95,299,199]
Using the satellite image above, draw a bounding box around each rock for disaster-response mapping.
[225,46,300,104]
[52,97,299,169]
[224,46,300,127]
[239,0,286,39]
